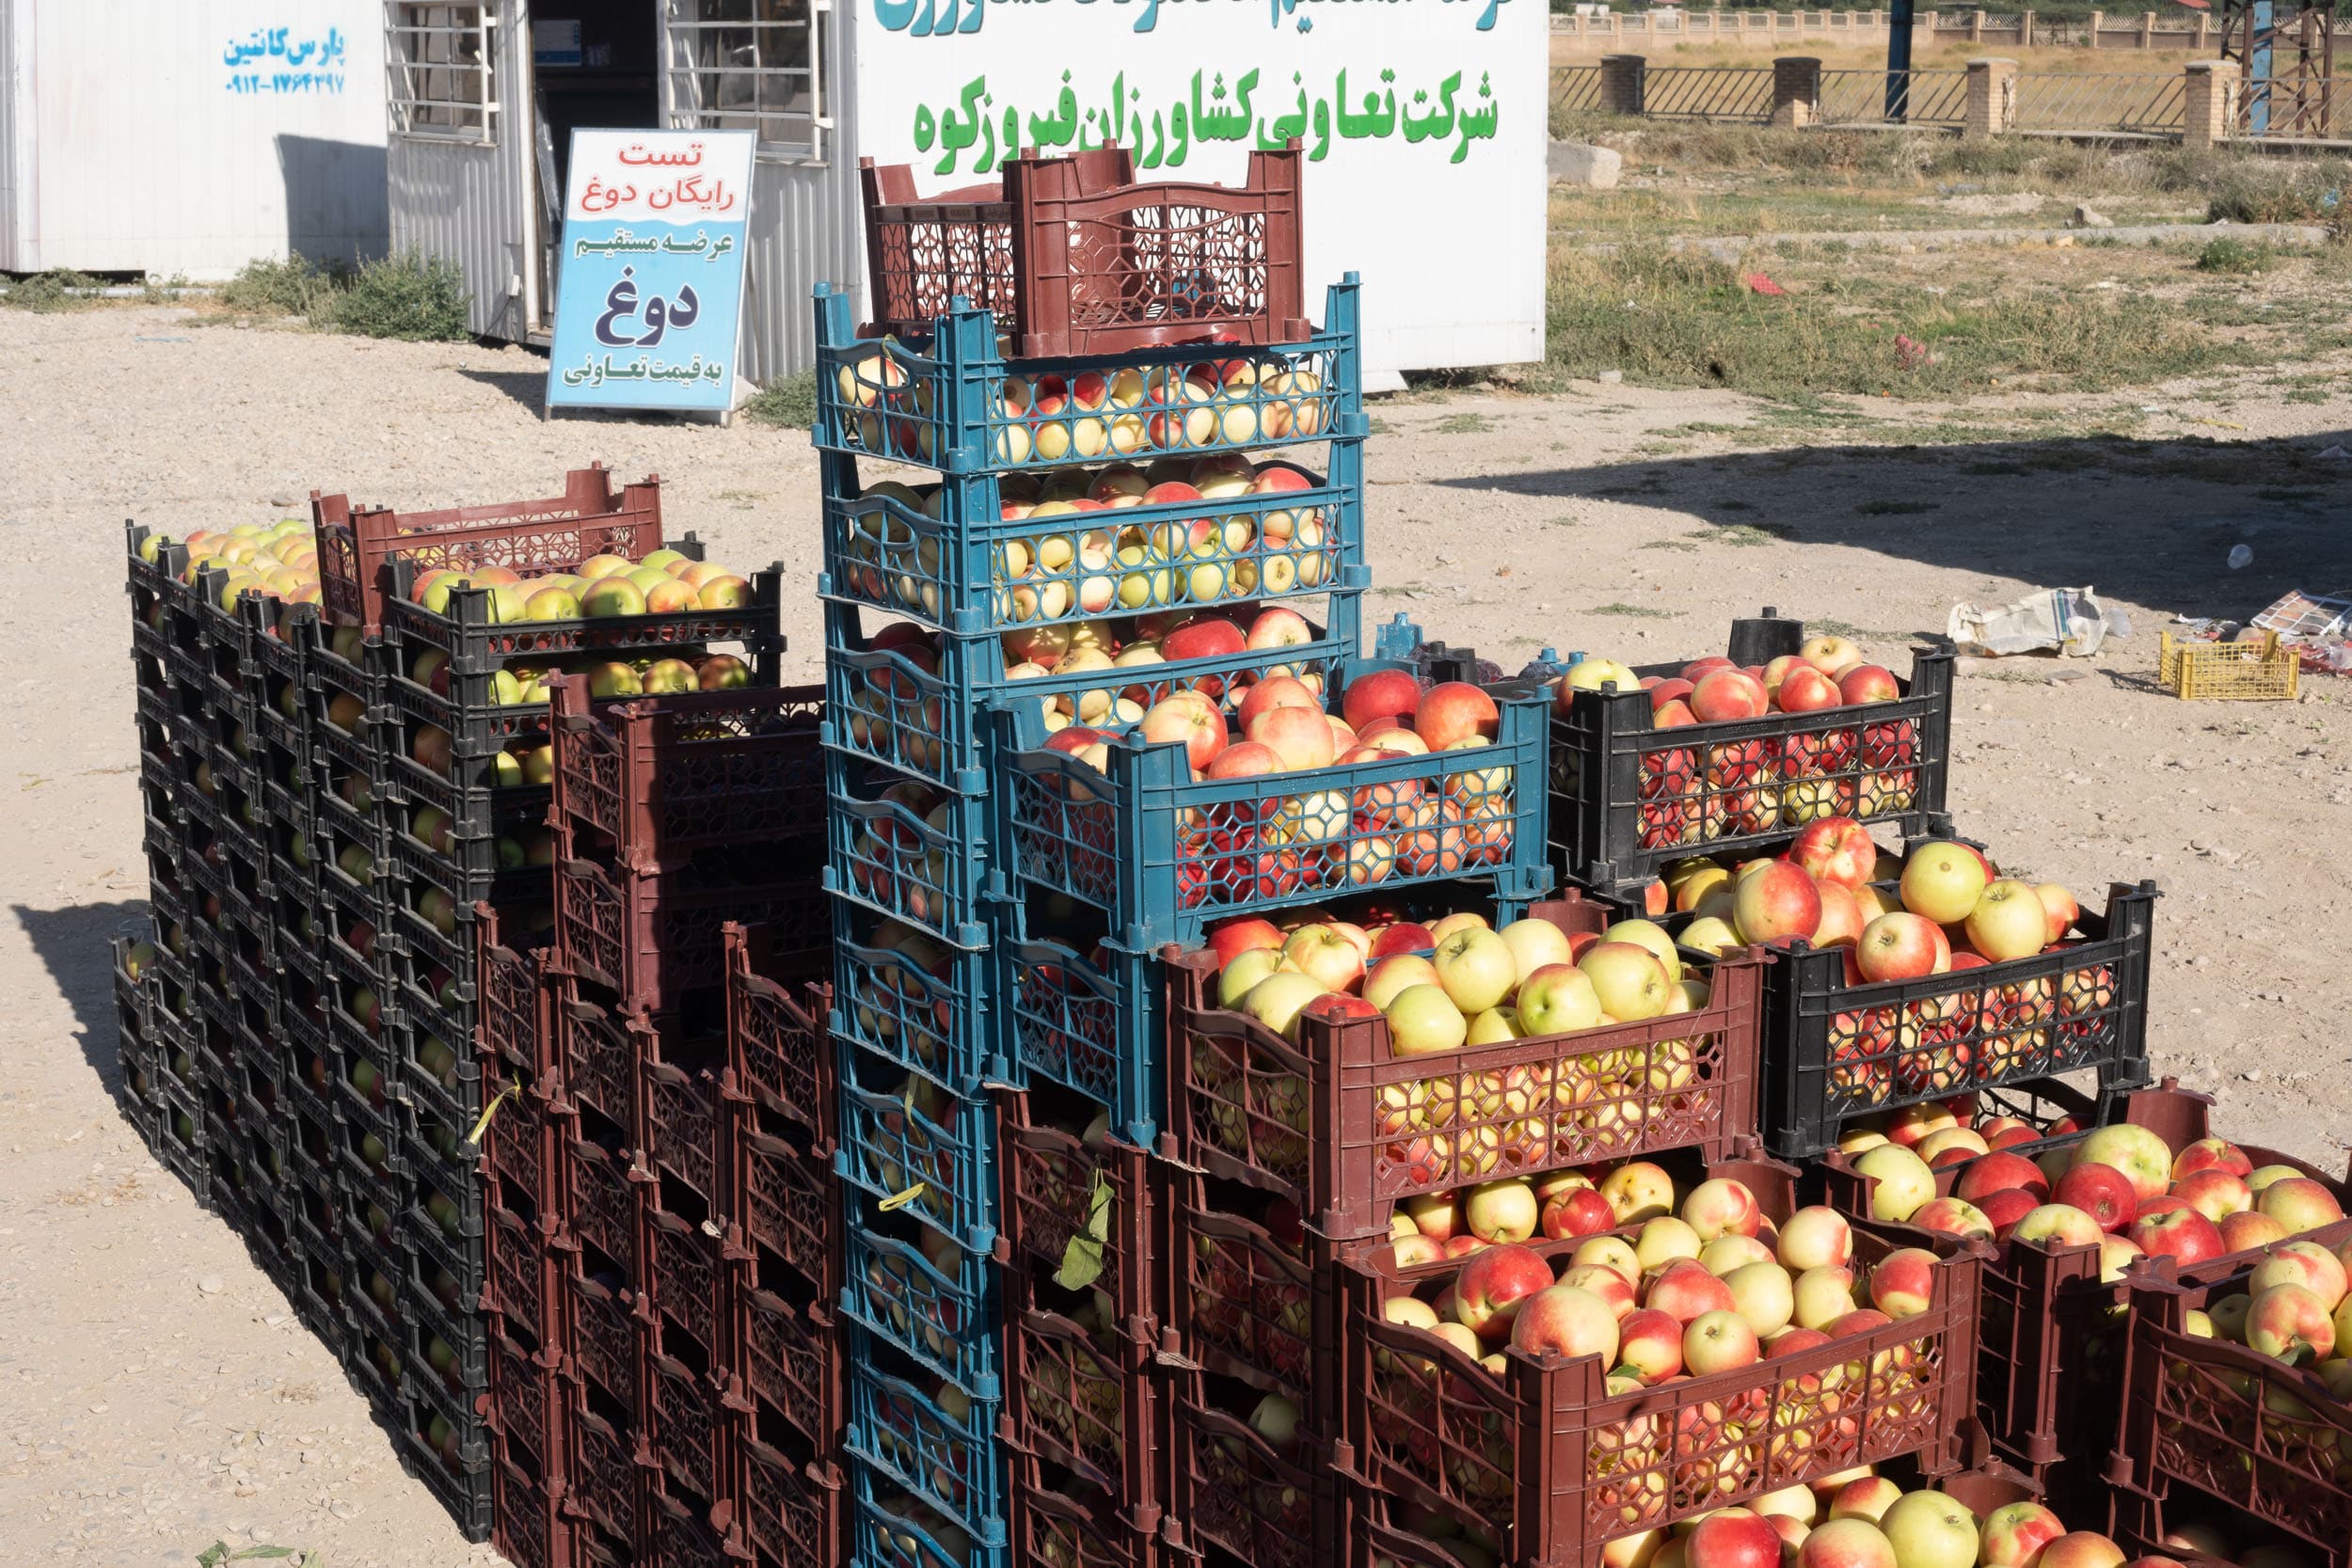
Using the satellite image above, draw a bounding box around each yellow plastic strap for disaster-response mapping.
[465,1085,515,1148]
[878,1182,928,1213]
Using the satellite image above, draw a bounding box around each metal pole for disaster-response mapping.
[2249,0,2272,134]
[1887,0,1915,118]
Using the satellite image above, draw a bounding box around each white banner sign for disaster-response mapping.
[847,0,1547,379]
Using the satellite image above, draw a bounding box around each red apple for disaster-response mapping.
[2127,1205,2226,1267]
[1454,1243,1556,1343]
[1341,669,1422,736]
[1689,669,1770,723]
[1414,682,1500,750]
[1954,1151,2053,1207]
[2052,1163,2138,1233]
[1206,918,1284,970]
[1977,1187,2041,1238]
[1788,817,1879,891]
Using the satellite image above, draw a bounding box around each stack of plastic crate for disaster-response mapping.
[539,672,831,1567]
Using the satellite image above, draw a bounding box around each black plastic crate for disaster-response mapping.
[382,740,552,842]
[1547,613,1958,896]
[385,801,551,911]
[1764,878,2159,1157]
[391,1016,484,1132]
[403,1130,489,1282]
[395,1384,496,1543]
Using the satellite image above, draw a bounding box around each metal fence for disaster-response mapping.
[1644,66,1778,122]
[2010,71,2187,134]
[1554,64,1604,116]
[1815,68,1971,126]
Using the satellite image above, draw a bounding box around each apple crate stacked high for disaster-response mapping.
[110,470,809,1552]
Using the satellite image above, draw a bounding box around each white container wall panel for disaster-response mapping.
[388,132,524,339]
[738,154,862,385]
[0,0,22,264]
[14,0,388,277]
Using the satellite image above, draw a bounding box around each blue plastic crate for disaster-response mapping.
[821,596,1363,795]
[819,446,1368,638]
[848,1457,1011,1568]
[839,1199,1001,1402]
[993,674,1554,950]
[834,1037,999,1257]
[998,934,1161,1151]
[845,1330,1008,1552]
[829,897,1007,1095]
[812,277,1367,476]
[824,752,995,949]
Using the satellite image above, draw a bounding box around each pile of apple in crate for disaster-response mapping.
[116,172,2352,1568]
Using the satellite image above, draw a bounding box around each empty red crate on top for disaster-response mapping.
[862,146,1309,358]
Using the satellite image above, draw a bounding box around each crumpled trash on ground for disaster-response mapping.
[1947,586,2120,657]
[2249,588,2352,671]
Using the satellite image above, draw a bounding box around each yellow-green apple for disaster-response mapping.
[1683,1179,1764,1242]
[2258,1176,2346,1232]
[1827,1479,1903,1525]
[1683,1307,1762,1373]
[1965,880,2050,961]
[1646,1259,1738,1324]
[2077,1126,2176,1204]
[2012,1204,2104,1249]
[1541,1184,1618,1241]
[1218,947,1283,1006]
[2250,1242,2349,1308]
[1599,1161,1675,1225]
[1690,1509,1793,1568]
[1406,1192,1460,1242]
[1579,942,1671,1022]
[1679,916,1742,957]
[2052,1163,2138,1231]
[1853,1144,1935,1223]
[2129,1203,2225,1266]
[1855,912,1947,982]
[1281,924,1363,993]
[1559,1262,1639,1320]
[1143,694,1229,770]
[1753,1486,1820,1527]
[1425,911,1489,942]
[1701,1236,1776,1275]
[1636,1216,1705,1273]
[1392,1234,1443,1267]
[1465,1180,1539,1245]
[1916,1129,1990,1166]
[1414,683,1499,750]
[1837,665,1899,705]
[2221,1212,2290,1252]
[1383,1295,1441,1331]
[1867,1247,1941,1319]
[1432,927,1518,1015]
[1979,1503,2067,1568]
[1724,1260,1795,1337]
[1879,1488,1979,1568]
[1910,1197,1994,1241]
[1499,918,1575,984]
[1384,985,1467,1055]
[1242,971,1328,1041]
[1515,964,1603,1037]
[1734,862,1823,947]
[1616,1307,1684,1383]
[1601,919,1683,984]
[1814,883,1866,950]
[1463,1007,1519,1046]
[1793,1264,1860,1331]
[1575,1235,1643,1283]
[2031,884,2079,944]
[1777,1208,1853,1272]
[1508,1282,1620,1361]
[1801,634,1863,673]
[1365,955,1441,1011]
[1899,843,1989,925]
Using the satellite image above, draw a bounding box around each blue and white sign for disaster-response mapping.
[547,129,755,415]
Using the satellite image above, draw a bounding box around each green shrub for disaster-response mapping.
[325,253,470,341]
[221,255,347,318]
[744,371,818,429]
[2,269,104,312]
[2195,237,2277,274]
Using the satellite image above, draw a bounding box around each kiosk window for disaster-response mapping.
[666,0,827,163]
[389,2,497,141]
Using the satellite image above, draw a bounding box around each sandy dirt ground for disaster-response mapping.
[4,306,2351,1566]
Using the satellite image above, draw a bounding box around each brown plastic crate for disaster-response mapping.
[492,1450,571,1568]
[862,145,1309,359]
[643,1347,739,1499]
[723,921,834,1143]
[1820,1078,2352,1491]
[736,1269,844,1460]
[1164,891,1766,1241]
[2111,1253,2352,1567]
[485,1200,564,1349]
[483,1321,564,1481]
[1000,1088,1159,1349]
[558,1376,641,1538]
[478,900,554,1077]
[1001,1262,1166,1535]
[729,1426,847,1568]
[557,987,640,1132]
[1159,1168,1346,1436]
[549,676,826,874]
[736,1110,840,1303]
[1009,1451,1168,1568]
[2109,1469,2309,1567]
[1341,1151,1989,1568]
[642,1198,730,1363]
[312,465,662,636]
[482,1051,563,1222]
[1164,1367,1346,1568]
[554,851,824,1016]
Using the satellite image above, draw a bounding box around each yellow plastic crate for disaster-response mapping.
[2159,629,2299,701]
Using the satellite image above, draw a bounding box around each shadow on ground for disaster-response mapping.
[11,900,150,1095]
[1440,428,2352,621]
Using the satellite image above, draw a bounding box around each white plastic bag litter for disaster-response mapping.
[1946,587,2112,657]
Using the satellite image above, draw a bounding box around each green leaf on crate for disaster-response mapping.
[1055,1173,1116,1292]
